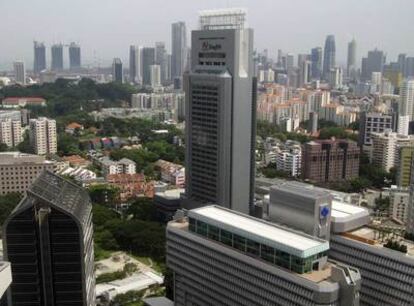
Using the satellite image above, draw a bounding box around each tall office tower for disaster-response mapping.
[310,47,322,79]
[29,117,57,155]
[155,42,168,84]
[361,49,386,81]
[358,112,393,147]
[112,58,123,83]
[171,21,187,79]
[0,120,22,147]
[297,53,309,68]
[347,38,356,78]
[150,64,161,87]
[69,42,81,70]
[322,35,336,80]
[182,9,255,214]
[51,43,64,71]
[400,79,414,120]
[286,53,294,73]
[299,60,311,87]
[167,205,361,306]
[277,49,283,66]
[2,171,95,306]
[398,53,406,75]
[397,115,410,136]
[165,53,172,83]
[13,61,25,85]
[408,158,414,235]
[406,57,414,78]
[33,41,46,74]
[129,45,139,83]
[328,67,343,89]
[302,139,360,183]
[142,47,155,86]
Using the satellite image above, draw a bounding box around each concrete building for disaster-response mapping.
[0,119,22,148]
[154,188,184,222]
[155,41,168,84]
[33,41,46,74]
[358,112,393,147]
[371,131,414,172]
[167,205,361,306]
[308,111,318,134]
[328,67,343,89]
[112,58,123,83]
[275,141,302,177]
[155,159,185,187]
[361,49,386,81]
[171,21,187,80]
[310,47,322,80]
[302,139,360,183]
[400,79,414,121]
[397,115,410,136]
[2,171,95,306]
[51,43,64,71]
[69,42,81,70]
[150,64,161,87]
[397,145,414,187]
[347,38,357,78]
[322,35,336,80]
[389,186,410,223]
[182,8,255,214]
[101,157,136,178]
[0,152,54,195]
[13,61,25,85]
[29,117,57,155]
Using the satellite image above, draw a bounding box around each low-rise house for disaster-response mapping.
[154,159,185,187]
[106,174,154,202]
[65,122,84,135]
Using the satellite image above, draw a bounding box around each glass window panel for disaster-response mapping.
[260,244,275,263]
[189,218,196,232]
[220,229,233,246]
[196,220,208,237]
[246,239,260,257]
[233,234,246,252]
[207,225,220,241]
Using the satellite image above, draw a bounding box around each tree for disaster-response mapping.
[0,193,23,227]
[57,133,80,155]
[89,185,120,205]
[0,143,8,152]
[127,197,157,221]
[17,130,33,154]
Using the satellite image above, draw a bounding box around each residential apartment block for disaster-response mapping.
[155,159,185,187]
[0,119,22,147]
[29,117,57,155]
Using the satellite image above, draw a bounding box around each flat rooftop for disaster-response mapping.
[0,152,53,165]
[188,205,329,258]
[341,226,414,257]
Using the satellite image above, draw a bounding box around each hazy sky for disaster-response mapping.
[1,0,413,70]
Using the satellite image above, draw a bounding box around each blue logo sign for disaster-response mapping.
[320,206,330,218]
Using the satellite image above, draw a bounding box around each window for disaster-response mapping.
[233,234,246,252]
[246,239,260,257]
[196,220,208,237]
[260,244,275,264]
[189,218,196,232]
[220,229,233,246]
[207,225,220,241]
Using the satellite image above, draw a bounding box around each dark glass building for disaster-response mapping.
[322,35,336,80]
[2,171,95,306]
[33,41,46,74]
[51,44,64,71]
[69,43,81,70]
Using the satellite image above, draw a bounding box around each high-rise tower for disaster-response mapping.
[400,79,414,121]
[347,38,356,78]
[112,58,123,83]
[51,43,64,71]
[69,42,81,70]
[13,61,26,85]
[171,21,187,80]
[2,171,95,306]
[142,47,155,86]
[322,35,336,80]
[182,8,255,214]
[33,41,46,74]
[310,47,322,80]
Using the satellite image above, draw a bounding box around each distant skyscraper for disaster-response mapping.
[129,45,141,83]
[398,53,406,75]
[69,42,81,70]
[142,47,155,86]
[51,43,64,71]
[322,35,336,80]
[13,61,25,85]
[400,79,414,121]
[2,171,95,306]
[33,41,46,73]
[155,42,168,84]
[171,21,187,79]
[29,117,57,155]
[286,53,294,73]
[150,64,161,88]
[347,38,356,77]
[112,58,123,83]
[310,47,322,79]
[361,49,386,81]
[182,9,255,214]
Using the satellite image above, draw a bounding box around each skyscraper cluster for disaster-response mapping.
[33,41,81,73]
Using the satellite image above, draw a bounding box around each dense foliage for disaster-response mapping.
[0,193,23,231]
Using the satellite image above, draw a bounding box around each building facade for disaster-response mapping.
[182,9,255,214]
[69,42,81,70]
[2,171,95,306]
[0,120,22,148]
[0,152,54,195]
[358,112,393,147]
[51,43,64,71]
[13,61,25,85]
[33,41,46,74]
[322,35,335,80]
[302,139,360,183]
[112,58,123,83]
[171,22,187,80]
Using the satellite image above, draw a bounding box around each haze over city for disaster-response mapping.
[1,0,414,69]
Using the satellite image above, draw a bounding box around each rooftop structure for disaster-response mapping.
[330,200,370,233]
[2,97,46,108]
[199,8,247,30]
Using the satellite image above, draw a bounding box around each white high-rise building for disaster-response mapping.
[398,115,410,136]
[129,45,143,84]
[400,79,414,120]
[13,61,26,85]
[0,119,22,147]
[29,117,57,155]
[371,71,382,93]
[150,64,161,87]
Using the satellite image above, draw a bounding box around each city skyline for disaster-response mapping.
[1,0,414,70]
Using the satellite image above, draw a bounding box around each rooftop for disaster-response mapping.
[0,152,53,165]
[199,8,247,30]
[188,205,329,258]
[331,200,370,233]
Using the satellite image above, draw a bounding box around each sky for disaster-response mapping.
[1,0,413,70]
